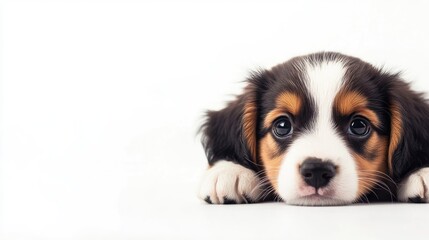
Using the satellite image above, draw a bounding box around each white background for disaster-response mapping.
[1,0,429,239]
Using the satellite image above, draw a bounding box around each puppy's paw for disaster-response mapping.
[198,161,261,204]
[398,168,429,203]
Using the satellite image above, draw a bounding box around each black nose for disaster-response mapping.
[300,158,336,189]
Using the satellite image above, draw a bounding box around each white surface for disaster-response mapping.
[1,0,429,239]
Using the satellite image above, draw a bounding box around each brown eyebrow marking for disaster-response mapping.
[263,92,302,128]
[334,91,380,127]
[335,91,367,115]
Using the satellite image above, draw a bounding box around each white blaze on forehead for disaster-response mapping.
[305,60,346,132]
[300,60,349,160]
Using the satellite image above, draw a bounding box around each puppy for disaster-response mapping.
[198,52,429,205]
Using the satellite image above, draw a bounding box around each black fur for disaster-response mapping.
[384,78,429,181]
[200,71,270,172]
[223,197,237,204]
[204,196,212,204]
[408,196,425,203]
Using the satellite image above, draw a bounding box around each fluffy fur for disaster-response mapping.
[198,52,429,205]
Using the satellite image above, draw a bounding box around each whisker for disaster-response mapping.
[358,177,394,202]
[358,180,380,201]
[359,170,397,187]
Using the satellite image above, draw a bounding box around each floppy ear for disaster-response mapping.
[201,71,272,171]
[386,74,429,181]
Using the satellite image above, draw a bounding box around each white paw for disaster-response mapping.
[198,161,262,204]
[398,168,429,203]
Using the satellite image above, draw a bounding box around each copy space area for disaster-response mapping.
[1,1,429,239]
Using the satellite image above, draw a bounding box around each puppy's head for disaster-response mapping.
[204,52,421,205]
[255,53,393,205]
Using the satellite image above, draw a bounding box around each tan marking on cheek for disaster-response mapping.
[355,135,389,197]
[243,102,257,162]
[388,103,402,174]
[259,134,284,191]
[365,133,382,154]
[335,91,368,116]
[264,92,301,128]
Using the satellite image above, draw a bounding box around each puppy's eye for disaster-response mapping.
[272,116,293,138]
[349,117,370,136]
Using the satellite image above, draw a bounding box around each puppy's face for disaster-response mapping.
[254,54,393,205]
